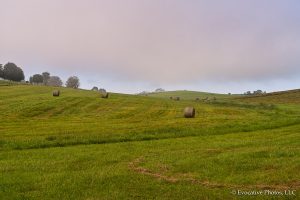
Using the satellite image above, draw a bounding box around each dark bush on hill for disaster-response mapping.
[2,62,25,82]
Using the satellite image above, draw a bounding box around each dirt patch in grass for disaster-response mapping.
[129,156,300,190]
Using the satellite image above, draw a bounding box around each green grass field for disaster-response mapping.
[145,90,234,100]
[1,82,299,199]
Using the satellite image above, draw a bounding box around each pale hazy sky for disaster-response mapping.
[1,0,300,93]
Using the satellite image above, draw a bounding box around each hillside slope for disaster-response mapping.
[145,90,233,100]
[1,85,300,199]
[1,85,299,150]
[236,89,300,104]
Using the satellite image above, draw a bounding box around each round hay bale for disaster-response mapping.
[91,86,98,91]
[100,92,109,98]
[195,97,200,101]
[184,107,195,118]
[53,90,60,97]
[175,97,180,101]
[99,88,106,93]
[170,96,173,100]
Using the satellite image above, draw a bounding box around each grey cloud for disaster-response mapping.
[1,0,300,86]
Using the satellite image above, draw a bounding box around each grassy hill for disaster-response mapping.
[0,79,27,86]
[145,90,234,100]
[0,85,299,199]
[236,89,300,104]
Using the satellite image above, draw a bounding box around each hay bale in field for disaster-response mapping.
[99,88,109,98]
[175,97,180,101]
[91,86,98,91]
[170,96,173,100]
[53,90,60,97]
[99,88,106,93]
[184,107,195,118]
[195,97,200,101]
[100,92,109,98]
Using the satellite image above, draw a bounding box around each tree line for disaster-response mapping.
[243,90,266,95]
[0,62,80,89]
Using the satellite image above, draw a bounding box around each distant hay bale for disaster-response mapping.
[99,88,109,98]
[91,86,98,91]
[53,90,60,97]
[169,96,180,101]
[99,88,106,93]
[195,97,200,101]
[100,92,109,98]
[175,97,180,101]
[184,107,195,118]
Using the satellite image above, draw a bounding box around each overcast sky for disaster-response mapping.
[1,0,300,93]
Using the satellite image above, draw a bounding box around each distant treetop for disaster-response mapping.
[155,88,165,93]
[0,64,3,79]
[48,76,63,87]
[66,76,80,89]
[30,74,43,84]
[42,72,50,85]
[2,62,25,82]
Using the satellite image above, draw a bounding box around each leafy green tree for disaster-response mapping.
[48,76,63,87]
[32,74,43,84]
[3,62,25,81]
[42,72,50,85]
[253,90,263,95]
[155,88,165,92]
[66,76,80,89]
[0,64,3,78]
[29,76,33,83]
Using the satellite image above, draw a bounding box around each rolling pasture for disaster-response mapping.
[145,90,231,100]
[0,83,299,199]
